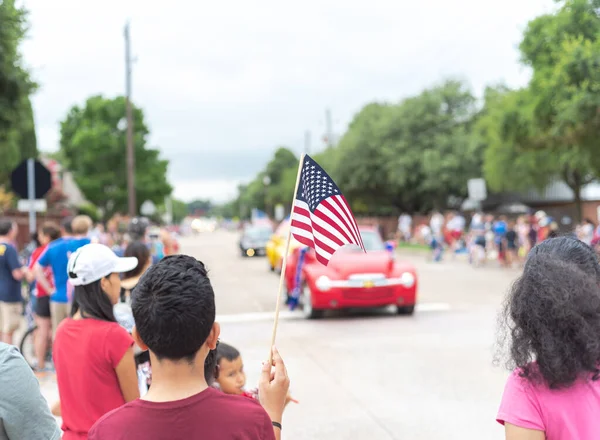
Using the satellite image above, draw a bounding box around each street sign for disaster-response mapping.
[467,178,487,202]
[141,200,156,216]
[17,199,47,212]
[11,158,52,234]
[10,159,52,199]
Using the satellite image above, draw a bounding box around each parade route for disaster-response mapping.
[39,230,521,439]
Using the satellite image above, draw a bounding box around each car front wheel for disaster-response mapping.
[302,285,324,319]
[396,305,415,315]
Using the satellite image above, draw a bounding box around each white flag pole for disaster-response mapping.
[269,153,306,363]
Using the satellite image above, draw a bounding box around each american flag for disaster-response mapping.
[290,155,365,266]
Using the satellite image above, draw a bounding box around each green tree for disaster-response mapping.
[477,0,600,220]
[480,87,595,221]
[518,0,600,174]
[186,199,212,215]
[211,200,240,219]
[59,95,172,218]
[229,147,301,219]
[386,79,481,211]
[333,103,398,214]
[264,147,299,213]
[0,0,37,186]
[333,80,482,214]
[171,199,189,223]
[17,96,37,160]
[264,147,297,186]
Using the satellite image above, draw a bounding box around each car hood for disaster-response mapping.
[327,250,395,278]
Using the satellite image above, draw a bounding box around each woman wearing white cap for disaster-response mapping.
[52,243,141,440]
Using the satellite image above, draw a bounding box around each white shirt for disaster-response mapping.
[398,214,412,231]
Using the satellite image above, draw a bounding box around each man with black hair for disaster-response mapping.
[89,255,290,440]
[0,219,27,344]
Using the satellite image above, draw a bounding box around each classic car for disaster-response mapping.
[284,226,417,318]
[239,224,273,257]
[266,218,303,272]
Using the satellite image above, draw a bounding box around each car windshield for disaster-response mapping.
[360,230,385,251]
[245,227,272,240]
[340,230,385,252]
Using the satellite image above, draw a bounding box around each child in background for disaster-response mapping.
[469,213,486,267]
[493,216,508,266]
[504,221,518,268]
[214,342,298,405]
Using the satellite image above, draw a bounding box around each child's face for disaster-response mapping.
[216,356,246,395]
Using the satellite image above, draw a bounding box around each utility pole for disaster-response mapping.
[304,130,311,154]
[325,108,333,148]
[124,21,136,217]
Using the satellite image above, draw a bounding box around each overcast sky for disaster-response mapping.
[21,0,554,203]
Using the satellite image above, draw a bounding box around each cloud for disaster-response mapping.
[172,179,241,203]
[21,0,554,202]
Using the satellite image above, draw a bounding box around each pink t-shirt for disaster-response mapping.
[497,369,600,439]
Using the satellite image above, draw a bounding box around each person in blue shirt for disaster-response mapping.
[0,219,28,345]
[147,228,164,264]
[34,215,92,338]
[493,216,508,265]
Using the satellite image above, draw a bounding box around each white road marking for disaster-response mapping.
[216,302,451,323]
[217,310,303,323]
[415,302,451,312]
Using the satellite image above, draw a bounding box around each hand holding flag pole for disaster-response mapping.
[269,154,365,363]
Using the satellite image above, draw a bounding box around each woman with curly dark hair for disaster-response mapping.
[496,236,600,439]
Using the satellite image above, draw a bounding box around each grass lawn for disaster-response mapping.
[397,242,430,252]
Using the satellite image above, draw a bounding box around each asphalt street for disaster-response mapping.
[37,230,521,439]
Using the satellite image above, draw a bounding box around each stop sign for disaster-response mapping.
[10,159,52,199]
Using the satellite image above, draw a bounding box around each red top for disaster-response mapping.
[53,318,134,439]
[88,387,275,440]
[29,244,53,297]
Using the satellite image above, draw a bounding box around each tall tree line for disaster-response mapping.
[225,1,600,221]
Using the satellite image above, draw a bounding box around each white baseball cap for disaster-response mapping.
[67,243,138,286]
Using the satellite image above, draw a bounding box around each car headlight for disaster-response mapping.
[315,275,332,291]
[400,272,415,288]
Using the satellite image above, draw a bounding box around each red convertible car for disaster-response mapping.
[284,226,417,319]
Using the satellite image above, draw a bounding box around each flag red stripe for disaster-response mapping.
[289,155,366,264]
[293,205,311,218]
[291,201,337,261]
[291,211,338,264]
[317,200,354,245]
[294,234,314,249]
[332,195,362,248]
[320,197,361,248]
[311,213,346,248]
[290,218,312,235]
[293,199,345,250]
[313,235,336,256]
[316,253,329,266]
[334,195,364,249]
